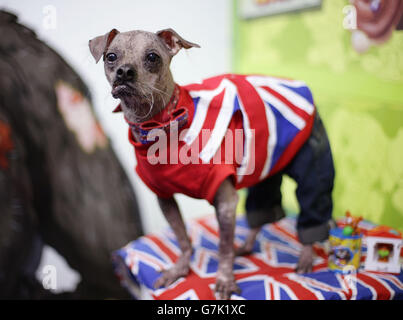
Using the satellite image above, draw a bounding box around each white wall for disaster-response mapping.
[0,0,233,293]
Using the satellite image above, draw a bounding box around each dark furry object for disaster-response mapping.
[0,11,143,299]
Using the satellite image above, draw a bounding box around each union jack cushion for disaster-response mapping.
[113,215,403,300]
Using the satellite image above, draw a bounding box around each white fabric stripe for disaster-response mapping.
[183,80,230,146]
[257,87,306,130]
[235,93,253,183]
[182,95,212,146]
[247,75,307,88]
[247,76,315,115]
[269,77,307,88]
[267,82,315,115]
[199,80,237,163]
[259,93,277,180]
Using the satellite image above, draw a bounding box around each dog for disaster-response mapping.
[89,28,335,300]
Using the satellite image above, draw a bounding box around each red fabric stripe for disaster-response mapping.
[269,109,315,176]
[197,218,219,237]
[184,75,226,92]
[277,276,319,300]
[262,85,312,120]
[358,273,392,300]
[154,271,217,300]
[147,235,178,263]
[235,76,270,187]
[272,223,300,243]
[269,282,275,299]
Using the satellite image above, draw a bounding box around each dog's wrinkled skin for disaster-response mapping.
[89,28,314,299]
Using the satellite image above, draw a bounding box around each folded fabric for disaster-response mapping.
[112,215,403,300]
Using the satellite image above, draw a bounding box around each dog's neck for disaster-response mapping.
[120,73,183,143]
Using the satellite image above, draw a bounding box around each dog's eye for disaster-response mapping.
[146,52,159,63]
[106,53,117,62]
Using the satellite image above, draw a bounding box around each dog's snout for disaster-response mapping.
[116,64,136,82]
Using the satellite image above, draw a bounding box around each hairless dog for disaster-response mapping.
[89,28,335,300]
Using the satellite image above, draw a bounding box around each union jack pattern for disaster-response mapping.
[113,215,403,300]
[183,74,316,187]
[130,74,317,204]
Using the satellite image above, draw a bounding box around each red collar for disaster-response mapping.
[113,85,188,144]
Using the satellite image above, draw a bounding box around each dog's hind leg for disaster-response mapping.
[237,173,285,256]
[235,226,261,256]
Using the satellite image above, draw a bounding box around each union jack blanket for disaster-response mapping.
[113,215,403,300]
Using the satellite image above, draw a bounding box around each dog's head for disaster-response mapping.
[89,28,199,121]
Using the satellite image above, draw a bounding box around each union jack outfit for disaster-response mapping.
[116,74,335,244]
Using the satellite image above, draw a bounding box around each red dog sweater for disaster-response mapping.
[115,74,316,204]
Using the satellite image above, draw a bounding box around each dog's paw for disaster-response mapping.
[295,245,314,274]
[215,276,241,300]
[153,268,188,289]
[153,254,191,289]
[235,244,254,257]
[295,261,313,274]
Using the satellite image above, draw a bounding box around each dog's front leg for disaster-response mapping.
[213,178,241,300]
[154,196,192,289]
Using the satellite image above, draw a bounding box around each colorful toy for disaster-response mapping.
[364,226,402,274]
[328,212,363,273]
[341,211,363,236]
[328,229,363,272]
[328,211,362,273]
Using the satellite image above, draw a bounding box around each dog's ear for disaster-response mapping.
[89,29,120,63]
[156,28,200,56]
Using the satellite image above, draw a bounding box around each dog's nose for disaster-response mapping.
[116,64,136,82]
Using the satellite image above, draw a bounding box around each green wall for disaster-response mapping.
[233,0,403,230]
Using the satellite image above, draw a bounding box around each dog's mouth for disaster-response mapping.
[111,82,136,99]
[111,81,155,118]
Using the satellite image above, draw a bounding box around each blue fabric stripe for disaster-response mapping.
[233,95,241,113]
[192,96,200,113]
[280,84,314,105]
[134,239,165,262]
[279,287,292,300]
[356,281,375,300]
[264,101,300,172]
[238,280,267,300]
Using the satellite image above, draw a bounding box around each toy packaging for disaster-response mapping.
[328,211,403,274]
[328,228,363,273]
[328,212,363,273]
[364,226,403,274]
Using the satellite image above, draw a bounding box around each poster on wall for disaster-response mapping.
[239,0,323,20]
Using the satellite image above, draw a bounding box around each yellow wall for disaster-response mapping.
[234,0,403,230]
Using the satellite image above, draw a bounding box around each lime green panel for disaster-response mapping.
[234,0,403,231]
